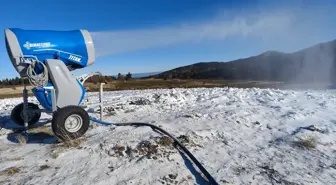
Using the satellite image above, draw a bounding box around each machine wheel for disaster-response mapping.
[11,103,41,127]
[51,105,90,142]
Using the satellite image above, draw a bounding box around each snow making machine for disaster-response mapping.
[4,28,103,141]
[4,28,220,184]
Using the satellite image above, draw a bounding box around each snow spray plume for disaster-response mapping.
[259,3,336,90]
[90,3,336,90]
[288,41,336,89]
[90,13,292,57]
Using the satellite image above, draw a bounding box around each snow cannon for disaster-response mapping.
[5,28,95,77]
[4,28,102,141]
[4,30,221,185]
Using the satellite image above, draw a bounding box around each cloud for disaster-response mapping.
[90,11,294,57]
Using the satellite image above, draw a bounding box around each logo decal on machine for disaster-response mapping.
[69,55,81,62]
[23,41,51,50]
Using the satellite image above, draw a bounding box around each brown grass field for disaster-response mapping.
[0,79,283,99]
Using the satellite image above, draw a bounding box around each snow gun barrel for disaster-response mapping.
[4,28,95,77]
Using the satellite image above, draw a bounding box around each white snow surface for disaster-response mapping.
[0,87,335,185]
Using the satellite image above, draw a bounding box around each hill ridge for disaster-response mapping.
[152,39,336,84]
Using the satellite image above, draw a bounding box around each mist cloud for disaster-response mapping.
[90,3,336,89]
[91,12,294,57]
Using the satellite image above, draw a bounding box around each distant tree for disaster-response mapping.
[104,76,110,82]
[14,77,20,85]
[100,76,107,83]
[125,72,132,80]
[0,77,31,86]
[23,78,29,85]
[88,75,100,84]
[117,73,125,80]
[90,76,96,83]
[111,76,116,81]
[104,76,115,82]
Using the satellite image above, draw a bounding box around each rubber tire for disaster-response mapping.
[51,105,90,142]
[11,103,41,127]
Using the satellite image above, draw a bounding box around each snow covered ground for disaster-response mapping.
[0,87,335,185]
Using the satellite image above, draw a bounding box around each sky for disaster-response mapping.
[0,0,335,79]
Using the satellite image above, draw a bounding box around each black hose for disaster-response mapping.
[90,117,219,185]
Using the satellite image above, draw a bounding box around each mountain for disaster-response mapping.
[152,39,336,84]
[112,72,162,79]
[131,72,162,78]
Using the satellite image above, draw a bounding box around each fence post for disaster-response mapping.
[99,83,105,121]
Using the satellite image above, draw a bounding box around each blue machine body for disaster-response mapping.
[7,28,92,68]
[32,80,86,110]
[32,83,54,110]
[4,28,95,110]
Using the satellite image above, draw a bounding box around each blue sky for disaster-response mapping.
[0,0,335,79]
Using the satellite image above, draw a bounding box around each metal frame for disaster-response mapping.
[21,84,55,133]
[76,72,102,85]
[21,80,106,133]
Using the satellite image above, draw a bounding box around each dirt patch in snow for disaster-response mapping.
[99,135,200,162]
[0,166,22,177]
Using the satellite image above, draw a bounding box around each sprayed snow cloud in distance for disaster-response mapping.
[90,12,293,57]
[89,3,336,88]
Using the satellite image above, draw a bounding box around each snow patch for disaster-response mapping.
[0,88,335,184]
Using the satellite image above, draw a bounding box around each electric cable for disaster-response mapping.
[26,60,49,88]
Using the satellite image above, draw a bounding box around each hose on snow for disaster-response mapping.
[89,117,219,185]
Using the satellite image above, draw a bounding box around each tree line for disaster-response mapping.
[86,72,133,83]
[0,72,133,87]
[0,77,28,87]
